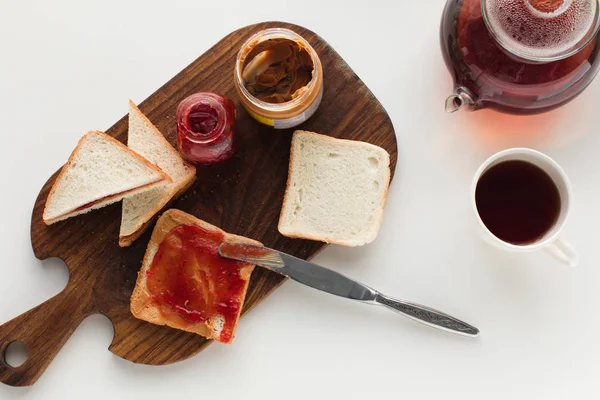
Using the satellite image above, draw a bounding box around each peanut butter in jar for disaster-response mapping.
[234,28,324,129]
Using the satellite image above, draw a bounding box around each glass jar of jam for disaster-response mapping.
[176,92,236,164]
[234,28,324,129]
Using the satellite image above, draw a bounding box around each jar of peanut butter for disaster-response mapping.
[234,28,323,129]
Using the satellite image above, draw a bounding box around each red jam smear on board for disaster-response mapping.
[145,224,247,342]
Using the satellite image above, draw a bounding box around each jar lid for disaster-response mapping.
[482,0,600,62]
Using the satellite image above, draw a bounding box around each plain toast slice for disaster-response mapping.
[278,130,391,246]
[119,101,196,247]
[43,131,171,225]
[130,209,261,343]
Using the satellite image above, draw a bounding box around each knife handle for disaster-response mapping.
[374,293,479,337]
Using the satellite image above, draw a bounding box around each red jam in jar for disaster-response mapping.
[176,92,236,164]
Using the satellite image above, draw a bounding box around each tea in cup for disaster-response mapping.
[471,148,578,267]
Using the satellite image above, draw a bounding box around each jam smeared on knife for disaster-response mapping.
[220,242,272,259]
[145,224,247,343]
[176,92,236,165]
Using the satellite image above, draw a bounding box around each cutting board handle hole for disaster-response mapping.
[3,341,28,368]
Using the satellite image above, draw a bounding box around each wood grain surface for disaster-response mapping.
[0,22,397,386]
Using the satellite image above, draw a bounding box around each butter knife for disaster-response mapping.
[218,243,479,337]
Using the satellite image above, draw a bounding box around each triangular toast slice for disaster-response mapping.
[43,130,171,225]
[119,101,196,247]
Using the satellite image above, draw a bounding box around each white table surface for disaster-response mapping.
[1,0,599,399]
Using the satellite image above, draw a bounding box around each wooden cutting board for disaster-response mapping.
[0,21,397,386]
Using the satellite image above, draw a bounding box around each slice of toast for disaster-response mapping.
[278,130,391,246]
[130,209,261,343]
[43,131,171,225]
[119,101,196,247]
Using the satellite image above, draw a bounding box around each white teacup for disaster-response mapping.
[470,148,578,267]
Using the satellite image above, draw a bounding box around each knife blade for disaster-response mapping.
[218,242,479,337]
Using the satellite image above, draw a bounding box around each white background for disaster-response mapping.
[1,0,600,399]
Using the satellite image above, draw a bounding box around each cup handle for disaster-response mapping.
[544,237,579,267]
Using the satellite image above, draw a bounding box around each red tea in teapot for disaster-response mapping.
[441,0,600,114]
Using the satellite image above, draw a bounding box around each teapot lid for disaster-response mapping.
[482,0,600,62]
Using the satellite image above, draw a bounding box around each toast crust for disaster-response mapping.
[277,130,391,246]
[130,209,261,343]
[43,130,171,225]
[118,102,197,247]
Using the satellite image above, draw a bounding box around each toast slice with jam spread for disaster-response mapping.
[130,209,260,343]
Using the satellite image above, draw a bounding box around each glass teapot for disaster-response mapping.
[441,0,600,114]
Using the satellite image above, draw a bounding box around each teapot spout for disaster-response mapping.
[445,87,475,113]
